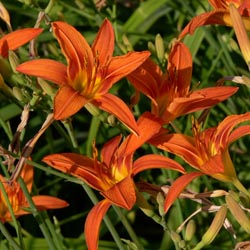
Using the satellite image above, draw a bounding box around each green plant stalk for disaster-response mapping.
[18,177,57,250]
[44,0,55,14]
[43,213,66,250]
[0,116,12,140]
[62,120,78,149]
[81,183,126,250]
[0,222,22,250]
[233,178,250,198]
[113,206,145,250]
[86,116,100,157]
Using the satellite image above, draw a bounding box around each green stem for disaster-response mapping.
[62,120,78,149]
[81,183,126,250]
[18,178,57,250]
[0,116,12,140]
[44,0,55,14]
[86,116,100,157]
[0,222,22,250]
[113,206,145,250]
[233,178,250,198]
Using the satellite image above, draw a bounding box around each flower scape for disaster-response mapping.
[0,1,250,250]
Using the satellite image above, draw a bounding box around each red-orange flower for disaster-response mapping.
[127,41,238,124]
[43,112,185,250]
[16,19,150,134]
[0,163,68,223]
[149,112,250,213]
[179,0,250,39]
[0,28,42,57]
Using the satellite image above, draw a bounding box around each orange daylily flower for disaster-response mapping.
[0,163,68,223]
[229,3,250,68]
[127,41,238,124]
[0,27,43,57]
[149,112,250,213]
[42,112,185,250]
[179,0,250,40]
[16,19,150,134]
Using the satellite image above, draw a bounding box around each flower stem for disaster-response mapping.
[233,178,250,198]
[18,177,57,250]
[0,222,22,250]
[113,206,145,250]
[62,119,78,148]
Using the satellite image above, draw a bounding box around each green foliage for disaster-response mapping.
[0,0,250,249]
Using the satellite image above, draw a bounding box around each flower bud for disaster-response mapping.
[193,205,227,250]
[0,2,11,31]
[226,193,250,233]
[155,34,165,63]
[12,87,26,102]
[156,192,165,217]
[147,41,156,55]
[37,78,56,97]
[8,51,20,74]
[184,219,196,241]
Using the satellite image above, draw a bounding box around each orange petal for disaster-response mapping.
[16,59,67,85]
[0,28,43,57]
[127,58,163,100]
[208,0,229,9]
[179,10,229,40]
[164,172,203,213]
[149,133,201,168]
[101,135,122,166]
[20,162,33,192]
[167,42,192,95]
[104,51,150,89]
[54,85,87,120]
[164,86,238,122]
[0,2,10,28]
[229,124,250,143]
[229,3,250,69]
[93,93,139,135]
[215,112,250,146]
[133,154,185,176]
[52,21,94,80]
[43,153,104,190]
[85,199,112,250]
[118,112,163,156]
[32,195,69,210]
[92,19,114,65]
[102,175,136,209]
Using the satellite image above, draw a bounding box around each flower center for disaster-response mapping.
[0,182,26,222]
[71,57,108,100]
